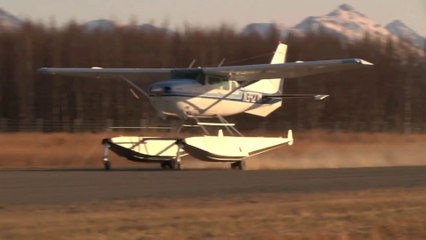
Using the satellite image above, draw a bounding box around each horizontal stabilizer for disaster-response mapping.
[263,94,329,101]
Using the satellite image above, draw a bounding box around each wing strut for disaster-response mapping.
[119,76,149,99]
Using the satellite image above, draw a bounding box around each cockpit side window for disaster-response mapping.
[207,76,222,85]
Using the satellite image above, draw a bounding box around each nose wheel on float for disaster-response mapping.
[160,139,184,170]
[160,159,183,170]
[103,142,111,170]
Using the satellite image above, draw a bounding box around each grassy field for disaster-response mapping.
[0,188,425,240]
[1,132,425,239]
[0,131,425,169]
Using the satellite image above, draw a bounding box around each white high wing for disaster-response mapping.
[39,43,373,170]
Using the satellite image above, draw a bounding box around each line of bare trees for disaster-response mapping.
[0,21,424,132]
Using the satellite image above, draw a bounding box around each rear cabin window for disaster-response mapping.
[207,75,229,90]
[231,81,239,90]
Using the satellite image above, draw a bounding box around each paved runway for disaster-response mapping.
[1,166,425,206]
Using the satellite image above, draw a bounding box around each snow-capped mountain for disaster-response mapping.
[0,8,21,30]
[386,20,425,49]
[293,4,393,42]
[240,4,425,51]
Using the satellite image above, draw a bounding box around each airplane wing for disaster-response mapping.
[204,58,373,81]
[38,67,174,81]
[38,58,373,81]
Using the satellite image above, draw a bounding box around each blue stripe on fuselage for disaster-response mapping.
[148,93,281,104]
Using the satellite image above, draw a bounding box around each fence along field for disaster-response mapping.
[2,118,426,133]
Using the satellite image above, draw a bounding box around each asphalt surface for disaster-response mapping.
[0,166,425,206]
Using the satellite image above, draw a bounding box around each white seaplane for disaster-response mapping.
[39,42,373,170]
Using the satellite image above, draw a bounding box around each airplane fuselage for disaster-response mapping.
[148,79,267,118]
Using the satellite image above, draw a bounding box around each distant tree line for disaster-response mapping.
[0,21,424,132]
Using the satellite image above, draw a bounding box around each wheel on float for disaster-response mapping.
[230,161,245,170]
[104,160,111,170]
[170,159,183,170]
[161,162,170,170]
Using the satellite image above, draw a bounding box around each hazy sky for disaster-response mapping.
[0,0,424,35]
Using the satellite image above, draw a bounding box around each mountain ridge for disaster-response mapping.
[0,5,424,50]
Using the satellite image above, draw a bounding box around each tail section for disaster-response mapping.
[244,42,287,117]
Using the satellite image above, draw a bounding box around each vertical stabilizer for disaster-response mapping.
[244,43,287,117]
[271,42,287,64]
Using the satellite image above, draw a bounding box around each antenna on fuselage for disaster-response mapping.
[217,58,226,67]
[188,59,197,68]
